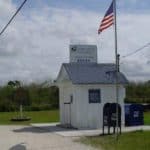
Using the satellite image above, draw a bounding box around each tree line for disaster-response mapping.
[0,80,149,112]
[125,80,150,103]
[0,81,59,112]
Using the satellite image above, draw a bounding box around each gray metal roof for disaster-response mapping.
[63,63,128,84]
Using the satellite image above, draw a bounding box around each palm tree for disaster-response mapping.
[8,81,16,87]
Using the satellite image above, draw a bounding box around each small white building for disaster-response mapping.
[56,45,128,129]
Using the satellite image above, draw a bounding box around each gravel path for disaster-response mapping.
[0,125,97,150]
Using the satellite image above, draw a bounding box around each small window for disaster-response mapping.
[89,89,101,103]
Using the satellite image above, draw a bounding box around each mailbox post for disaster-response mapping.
[103,103,111,135]
[103,103,121,135]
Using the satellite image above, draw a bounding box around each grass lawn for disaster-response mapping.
[0,110,59,125]
[144,111,150,125]
[0,110,149,126]
[80,130,150,150]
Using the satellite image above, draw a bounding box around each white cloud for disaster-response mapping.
[0,1,149,84]
[0,0,15,15]
[0,0,16,25]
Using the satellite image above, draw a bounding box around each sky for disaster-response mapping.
[0,0,149,84]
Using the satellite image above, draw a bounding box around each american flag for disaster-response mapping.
[98,1,114,34]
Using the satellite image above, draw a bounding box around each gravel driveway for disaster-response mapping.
[0,125,96,150]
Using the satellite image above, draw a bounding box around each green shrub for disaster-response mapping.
[0,82,59,112]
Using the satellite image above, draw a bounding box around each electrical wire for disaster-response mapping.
[0,0,28,36]
[121,42,150,59]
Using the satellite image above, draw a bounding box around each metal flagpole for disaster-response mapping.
[113,0,119,140]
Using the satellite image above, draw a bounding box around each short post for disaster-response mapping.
[20,104,23,118]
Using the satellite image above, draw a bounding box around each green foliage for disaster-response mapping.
[125,81,150,103]
[13,87,30,106]
[27,84,59,110]
[0,81,59,112]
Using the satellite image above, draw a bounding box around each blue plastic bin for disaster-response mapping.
[125,104,144,126]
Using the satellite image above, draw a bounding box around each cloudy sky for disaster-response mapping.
[0,0,149,84]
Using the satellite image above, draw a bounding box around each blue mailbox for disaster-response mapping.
[125,104,144,126]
